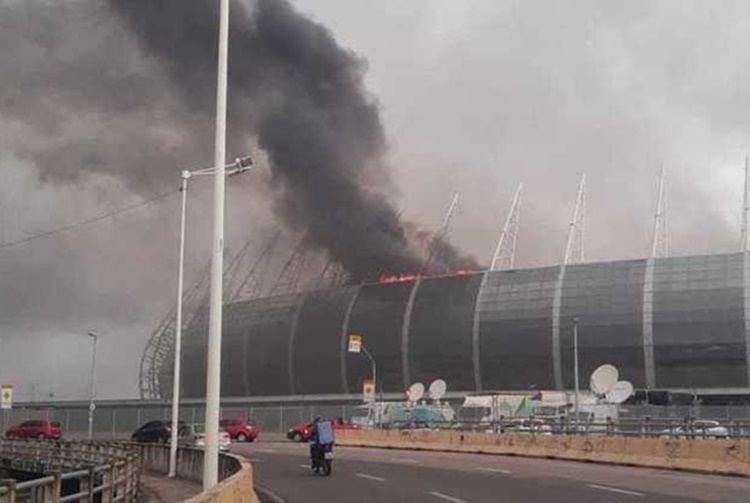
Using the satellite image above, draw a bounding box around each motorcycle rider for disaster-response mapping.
[310,417,335,473]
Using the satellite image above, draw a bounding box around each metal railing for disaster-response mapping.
[384,416,750,439]
[0,440,140,503]
[6,401,750,437]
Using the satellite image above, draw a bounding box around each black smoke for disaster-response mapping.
[111,0,476,281]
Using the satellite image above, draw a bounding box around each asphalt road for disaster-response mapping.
[231,441,750,503]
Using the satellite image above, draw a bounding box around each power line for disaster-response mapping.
[0,189,179,251]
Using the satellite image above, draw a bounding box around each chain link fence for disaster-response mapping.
[3,401,750,438]
[1,402,370,438]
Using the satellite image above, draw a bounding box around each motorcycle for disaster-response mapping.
[310,442,333,476]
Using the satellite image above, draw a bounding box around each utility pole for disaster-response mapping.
[203,0,230,489]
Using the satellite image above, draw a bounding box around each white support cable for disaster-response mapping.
[563,174,586,265]
[441,192,460,233]
[423,192,460,273]
[651,166,670,258]
[490,183,523,271]
[578,175,586,263]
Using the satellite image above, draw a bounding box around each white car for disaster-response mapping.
[513,419,553,435]
[661,420,729,439]
[182,424,231,451]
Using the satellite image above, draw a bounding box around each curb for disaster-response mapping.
[338,440,750,479]
[255,485,285,503]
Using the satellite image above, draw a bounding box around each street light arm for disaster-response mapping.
[188,156,253,178]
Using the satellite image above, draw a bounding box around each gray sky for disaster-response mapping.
[1,0,748,400]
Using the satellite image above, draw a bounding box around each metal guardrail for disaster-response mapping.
[0,439,140,503]
[384,416,750,439]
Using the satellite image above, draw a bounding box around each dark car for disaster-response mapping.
[5,420,62,440]
[220,418,259,442]
[131,420,185,444]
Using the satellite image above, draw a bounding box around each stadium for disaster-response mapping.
[143,251,750,402]
[138,170,750,405]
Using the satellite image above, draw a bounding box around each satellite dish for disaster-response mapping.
[406,383,424,403]
[590,364,619,395]
[428,379,447,401]
[605,381,634,404]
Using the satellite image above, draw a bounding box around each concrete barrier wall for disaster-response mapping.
[182,456,256,503]
[338,430,750,477]
[139,444,259,503]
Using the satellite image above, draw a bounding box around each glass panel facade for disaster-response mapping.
[345,282,415,393]
[408,274,484,391]
[478,266,559,391]
[182,307,209,397]
[175,252,750,398]
[238,294,299,396]
[292,286,359,394]
[222,303,250,397]
[559,260,647,389]
[653,253,746,388]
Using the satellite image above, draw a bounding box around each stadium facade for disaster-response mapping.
[175,251,750,399]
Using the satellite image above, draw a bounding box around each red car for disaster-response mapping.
[5,420,62,440]
[287,417,359,442]
[220,418,259,442]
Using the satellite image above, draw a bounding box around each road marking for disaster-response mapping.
[388,457,418,464]
[589,484,644,497]
[299,464,310,469]
[356,473,385,482]
[428,491,468,503]
[475,467,512,475]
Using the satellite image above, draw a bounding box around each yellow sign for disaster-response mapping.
[348,334,362,353]
[1,384,12,410]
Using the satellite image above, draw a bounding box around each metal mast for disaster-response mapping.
[423,192,460,274]
[139,261,212,400]
[651,166,670,258]
[563,174,586,265]
[742,157,750,252]
[270,235,310,296]
[226,231,280,302]
[490,183,523,271]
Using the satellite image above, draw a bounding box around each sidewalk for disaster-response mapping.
[139,471,202,503]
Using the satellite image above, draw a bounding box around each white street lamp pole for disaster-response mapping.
[204,0,230,489]
[87,330,98,440]
[168,171,189,478]
[169,157,251,479]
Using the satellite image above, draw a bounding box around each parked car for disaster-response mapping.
[183,424,231,452]
[660,420,729,439]
[131,420,185,444]
[287,417,359,442]
[219,418,259,442]
[513,418,553,435]
[5,420,61,440]
[287,421,313,442]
